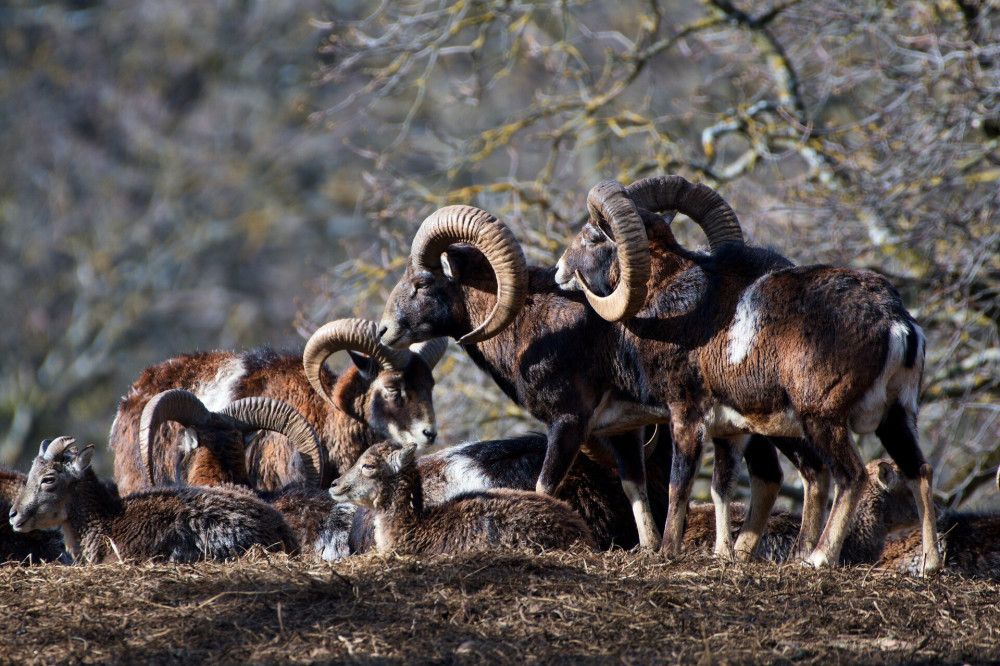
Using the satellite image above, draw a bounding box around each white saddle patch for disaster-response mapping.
[196,356,246,412]
[728,277,768,365]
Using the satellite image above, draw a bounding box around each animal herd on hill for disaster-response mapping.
[4,176,999,579]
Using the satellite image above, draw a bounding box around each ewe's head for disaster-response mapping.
[328,441,417,509]
[304,318,446,450]
[378,205,527,349]
[9,437,94,532]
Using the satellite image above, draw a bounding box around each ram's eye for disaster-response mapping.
[412,272,434,290]
[361,463,378,476]
[383,384,402,397]
[41,476,56,487]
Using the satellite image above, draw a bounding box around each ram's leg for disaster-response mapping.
[662,409,705,556]
[709,436,745,560]
[734,435,782,561]
[611,430,662,550]
[770,437,829,560]
[798,461,830,559]
[802,419,866,568]
[875,402,941,575]
[536,416,586,496]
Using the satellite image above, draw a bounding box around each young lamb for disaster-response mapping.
[9,437,298,563]
[1,466,66,564]
[683,459,920,564]
[329,441,597,555]
[272,431,666,561]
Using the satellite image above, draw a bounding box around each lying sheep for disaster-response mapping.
[275,432,666,560]
[880,468,1000,577]
[137,389,323,489]
[0,466,66,564]
[9,437,298,563]
[330,441,597,555]
[111,318,445,493]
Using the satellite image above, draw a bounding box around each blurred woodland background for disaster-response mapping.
[2,0,998,508]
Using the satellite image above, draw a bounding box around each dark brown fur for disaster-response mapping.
[110,345,436,493]
[418,432,672,550]
[380,247,686,547]
[559,208,935,569]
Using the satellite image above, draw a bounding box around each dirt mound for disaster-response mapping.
[1,549,997,664]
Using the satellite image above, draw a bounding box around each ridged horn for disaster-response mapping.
[303,318,413,407]
[410,205,528,345]
[624,175,744,250]
[410,337,448,369]
[580,179,651,321]
[218,398,325,488]
[41,436,76,461]
[139,389,212,485]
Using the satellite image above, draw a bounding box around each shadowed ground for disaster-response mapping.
[1,549,997,664]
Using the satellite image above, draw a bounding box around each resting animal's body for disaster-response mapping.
[9,437,298,563]
[330,441,596,555]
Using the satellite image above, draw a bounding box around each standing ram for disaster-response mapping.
[376,203,784,549]
[110,318,446,493]
[554,175,939,573]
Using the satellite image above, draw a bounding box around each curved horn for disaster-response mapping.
[41,436,76,461]
[580,179,651,321]
[410,337,448,370]
[219,398,325,488]
[139,389,212,485]
[303,318,413,407]
[410,205,528,345]
[625,175,744,250]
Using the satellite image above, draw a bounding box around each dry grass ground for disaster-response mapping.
[1,549,998,665]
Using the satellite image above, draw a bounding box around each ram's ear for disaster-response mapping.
[440,252,457,281]
[387,444,417,474]
[179,427,200,454]
[71,445,96,476]
[874,460,899,490]
[348,350,380,381]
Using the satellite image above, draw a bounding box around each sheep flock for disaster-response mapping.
[3,176,999,662]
